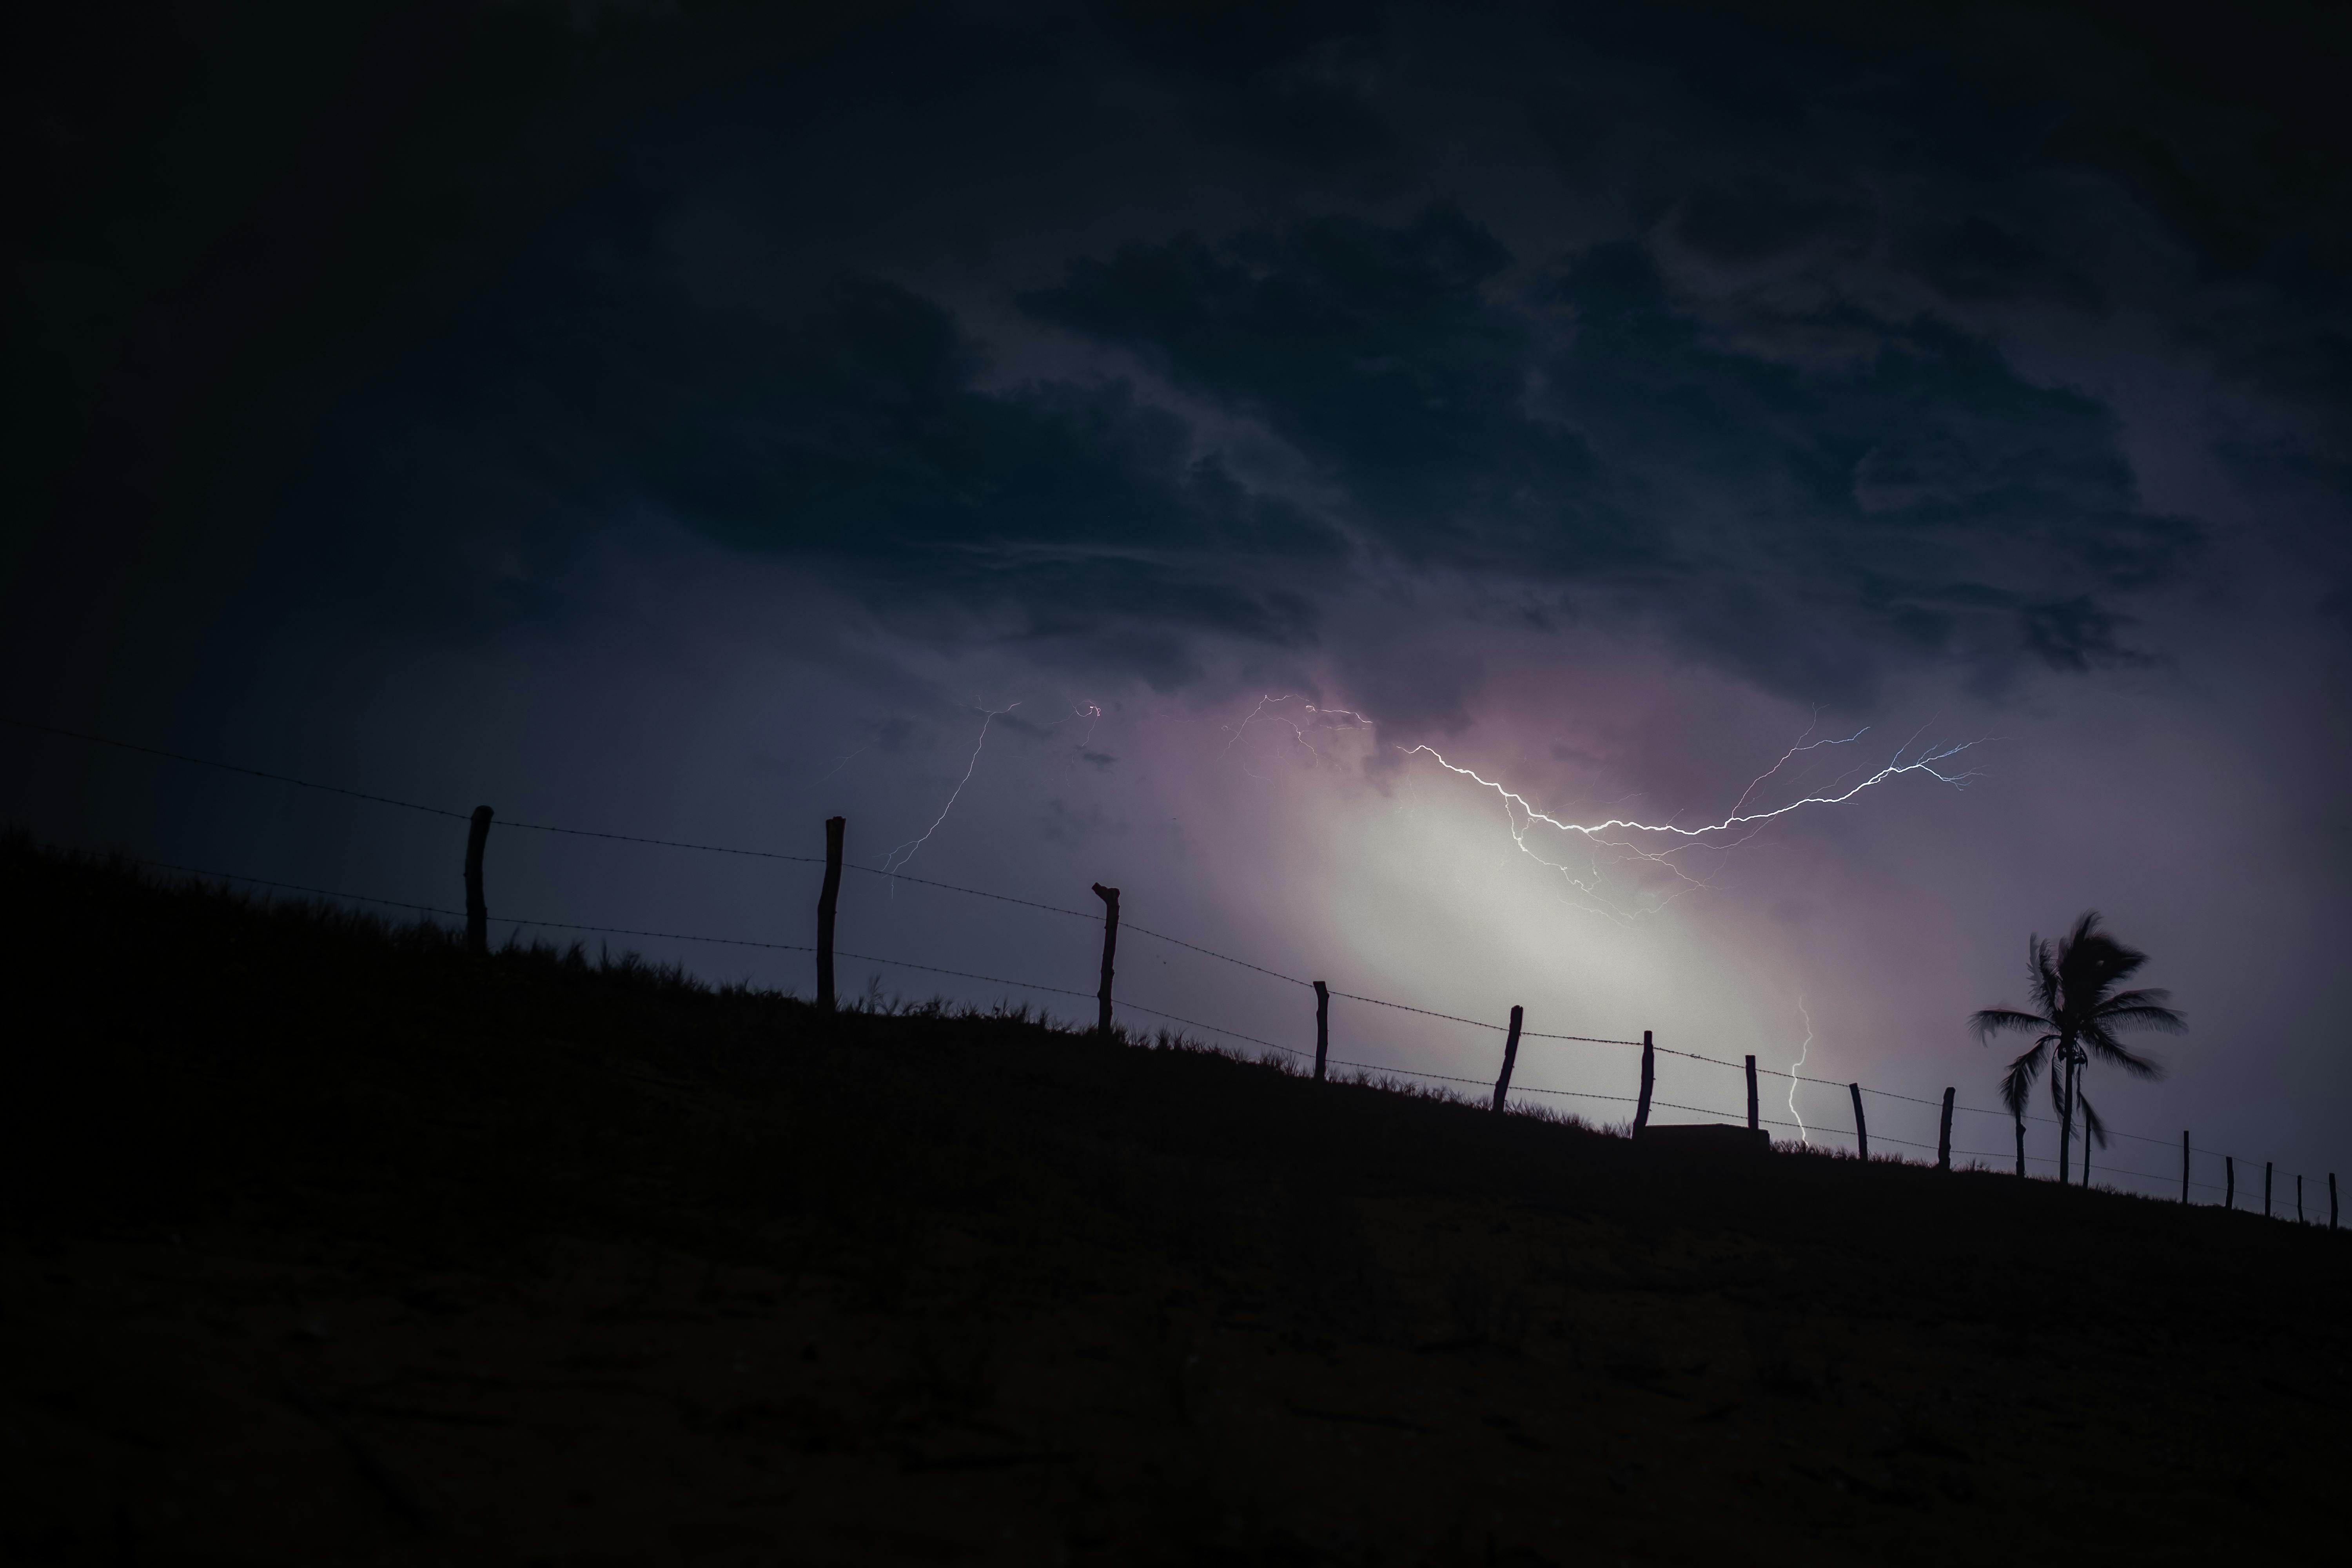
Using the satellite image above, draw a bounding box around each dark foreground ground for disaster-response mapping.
[3,838,2345,1565]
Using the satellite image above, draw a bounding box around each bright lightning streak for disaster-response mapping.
[881,702,1017,876]
[1788,995,1813,1146]
[1405,730,1981,920]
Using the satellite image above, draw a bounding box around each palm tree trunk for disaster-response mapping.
[2056,1051,2074,1186]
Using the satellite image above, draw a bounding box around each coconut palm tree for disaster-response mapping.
[1971,911,2183,1185]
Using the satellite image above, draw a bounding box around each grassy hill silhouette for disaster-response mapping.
[3,834,2344,1564]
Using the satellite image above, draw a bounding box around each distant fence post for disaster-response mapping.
[1849,1083,1868,1161]
[2298,1174,2305,1224]
[1090,883,1120,1038]
[1312,981,1330,1082]
[2332,1173,2339,1230]
[816,816,844,1011]
[2266,1161,2274,1219]
[2181,1132,2190,1203]
[2225,1156,2235,1210]
[1938,1088,1955,1171]
[1745,1055,1759,1132]
[1492,1005,1524,1112]
[2013,1113,2025,1178]
[1634,1031,1655,1133]
[463,805,494,956]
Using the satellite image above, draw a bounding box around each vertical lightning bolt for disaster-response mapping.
[1787,994,1813,1146]
[882,702,1017,876]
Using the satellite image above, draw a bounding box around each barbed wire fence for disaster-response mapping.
[8,718,2339,1229]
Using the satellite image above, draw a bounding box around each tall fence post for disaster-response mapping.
[2181,1132,2190,1203]
[1312,981,1330,1082]
[1938,1087,1955,1171]
[1849,1083,1868,1161]
[1634,1031,1655,1133]
[2225,1156,2235,1210]
[816,816,844,1011]
[2332,1173,2339,1230]
[2266,1161,2274,1219]
[1492,1005,1524,1112]
[2013,1113,2025,1178]
[1091,883,1120,1038]
[2298,1174,2305,1224]
[1745,1055,1759,1132]
[463,805,494,957]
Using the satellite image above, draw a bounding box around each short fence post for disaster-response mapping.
[1090,884,1120,1038]
[463,805,494,956]
[1634,1031,1655,1133]
[1491,1005,1524,1112]
[1938,1087,1954,1171]
[1312,981,1330,1082]
[2266,1161,2274,1219]
[1849,1083,1868,1161]
[2332,1173,2339,1230]
[2013,1113,2025,1178]
[1745,1055,1759,1132]
[816,816,844,1011]
[2181,1132,2190,1203]
[2225,1156,2235,1210]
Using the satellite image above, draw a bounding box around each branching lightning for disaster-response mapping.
[1406,726,1984,920]
[881,702,1017,877]
[1788,994,1814,1146]
[1221,693,1374,770]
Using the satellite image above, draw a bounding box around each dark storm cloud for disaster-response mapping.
[10,0,2352,734]
[1027,211,2197,697]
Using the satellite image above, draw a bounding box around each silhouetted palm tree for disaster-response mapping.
[1971,911,2183,1185]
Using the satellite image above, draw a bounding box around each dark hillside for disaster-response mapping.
[2,837,2344,1564]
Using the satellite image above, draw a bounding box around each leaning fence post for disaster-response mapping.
[2225,1156,2235,1210]
[1090,883,1120,1038]
[1492,1005,1524,1112]
[2013,1113,2025,1178]
[816,816,844,1011]
[1312,981,1330,1081]
[1634,1031,1655,1133]
[1938,1088,1955,1171]
[1745,1055,1759,1132]
[2181,1132,2190,1203]
[463,805,494,956]
[2266,1161,2274,1219]
[1849,1083,1868,1161]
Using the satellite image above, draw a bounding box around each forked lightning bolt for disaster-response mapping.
[1788,994,1814,1146]
[1406,726,1983,919]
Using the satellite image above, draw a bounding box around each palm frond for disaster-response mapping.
[2080,1026,2167,1078]
[2079,1092,2109,1150]
[1972,1007,2051,1042]
[2094,990,2186,1034]
[2001,1038,2049,1118]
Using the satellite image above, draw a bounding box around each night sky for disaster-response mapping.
[8,2,2350,1193]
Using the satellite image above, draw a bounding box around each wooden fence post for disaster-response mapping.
[1634,1031,1655,1133]
[1312,981,1330,1082]
[463,805,494,957]
[2225,1156,2234,1210]
[2181,1132,2190,1203]
[816,816,844,1011]
[2298,1174,2305,1224]
[2013,1112,2025,1178]
[1938,1087,1955,1171]
[2266,1161,2274,1219]
[1746,1055,1759,1132]
[1849,1083,1868,1161]
[1091,883,1120,1037]
[1491,1005,1524,1112]
[2332,1173,2339,1230]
